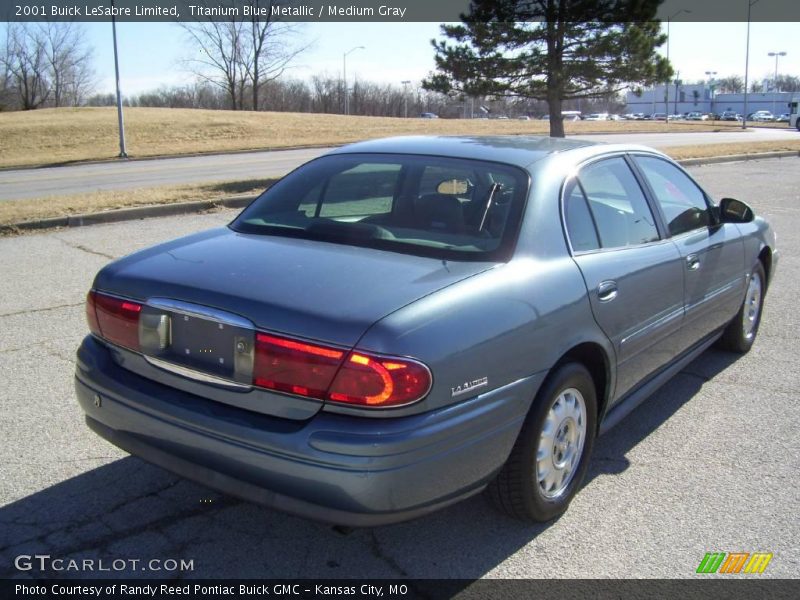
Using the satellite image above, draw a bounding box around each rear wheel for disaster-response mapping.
[718,261,766,353]
[487,363,597,522]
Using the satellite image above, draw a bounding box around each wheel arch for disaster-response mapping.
[758,245,773,289]
[550,341,612,430]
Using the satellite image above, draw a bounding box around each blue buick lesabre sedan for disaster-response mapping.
[75,136,777,525]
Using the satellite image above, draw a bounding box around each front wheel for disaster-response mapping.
[718,261,766,353]
[486,363,597,522]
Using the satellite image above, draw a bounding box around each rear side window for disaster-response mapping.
[563,179,600,252]
[575,158,659,249]
[633,156,712,236]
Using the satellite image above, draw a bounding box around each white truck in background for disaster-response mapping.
[790,98,800,130]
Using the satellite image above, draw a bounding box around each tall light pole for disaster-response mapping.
[665,9,691,122]
[743,0,761,129]
[342,46,364,116]
[401,80,411,118]
[111,0,127,158]
[768,51,787,116]
[705,70,717,117]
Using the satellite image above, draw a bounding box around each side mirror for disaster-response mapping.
[718,197,754,224]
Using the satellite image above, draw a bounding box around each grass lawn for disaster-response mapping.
[0,106,782,169]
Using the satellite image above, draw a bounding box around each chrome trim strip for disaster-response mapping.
[146,298,254,329]
[685,278,742,315]
[144,355,252,391]
[620,305,684,347]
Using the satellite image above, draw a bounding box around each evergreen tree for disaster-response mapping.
[424,0,672,137]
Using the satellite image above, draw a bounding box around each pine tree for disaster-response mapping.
[424,0,672,137]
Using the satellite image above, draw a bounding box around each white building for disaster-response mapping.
[625,84,795,116]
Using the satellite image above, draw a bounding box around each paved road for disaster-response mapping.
[1,128,797,201]
[0,159,798,580]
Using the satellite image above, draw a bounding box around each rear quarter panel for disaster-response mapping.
[350,158,615,419]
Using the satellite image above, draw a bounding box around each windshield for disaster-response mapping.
[231,153,529,261]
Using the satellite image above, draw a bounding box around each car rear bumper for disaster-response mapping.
[75,336,542,526]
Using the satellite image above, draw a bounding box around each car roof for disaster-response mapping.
[327,135,599,168]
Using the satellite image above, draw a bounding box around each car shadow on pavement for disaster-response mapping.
[0,349,740,580]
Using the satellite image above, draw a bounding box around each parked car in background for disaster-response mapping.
[651,113,667,121]
[748,111,774,122]
[686,112,709,121]
[720,111,743,122]
[76,136,777,526]
[517,115,531,121]
[775,113,790,123]
[668,114,684,121]
[420,112,439,119]
[584,113,609,121]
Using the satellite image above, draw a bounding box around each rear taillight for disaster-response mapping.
[328,352,432,407]
[253,333,345,400]
[87,290,143,351]
[252,334,431,408]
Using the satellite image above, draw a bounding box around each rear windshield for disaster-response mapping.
[231,153,529,261]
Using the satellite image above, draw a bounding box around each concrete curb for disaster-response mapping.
[678,150,800,166]
[1,195,256,235]
[2,151,798,236]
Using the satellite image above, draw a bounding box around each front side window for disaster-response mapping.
[633,156,712,236]
[574,157,659,249]
[232,153,529,261]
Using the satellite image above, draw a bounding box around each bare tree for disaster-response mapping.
[2,24,51,110]
[41,22,95,107]
[182,1,309,111]
[716,75,744,94]
[1,22,94,110]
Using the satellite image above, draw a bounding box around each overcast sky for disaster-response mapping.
[81,21,799,96]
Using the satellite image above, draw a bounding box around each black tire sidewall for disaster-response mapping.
[517,363,598,521]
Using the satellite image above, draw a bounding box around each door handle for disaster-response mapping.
[597,280,618,302]
[686,254,700,271]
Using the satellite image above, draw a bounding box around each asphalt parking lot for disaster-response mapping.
[0,157,798,580]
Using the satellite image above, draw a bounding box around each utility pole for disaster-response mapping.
[665,9,691,122]
[401,80,411,118]
[111,0,127,158]
[343,46,364,116]
[743,0,761,129]
[768,51,786,116]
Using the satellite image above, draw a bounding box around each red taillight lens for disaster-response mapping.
[328,352,431,407]
[86,291,101,337]
[252,333,431,408]
[253,333,345,399]
[90,291,142,351]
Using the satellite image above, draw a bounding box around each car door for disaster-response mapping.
[563,156,685,401]
[630,155,745,351]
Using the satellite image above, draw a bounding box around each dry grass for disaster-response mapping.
[0,106,759,169]
[664,140,800,159]
[0,177,274,227]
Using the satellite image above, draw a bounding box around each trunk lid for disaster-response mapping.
[94,228,494,419]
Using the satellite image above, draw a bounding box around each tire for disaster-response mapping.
[486,363,597,522]
[718,261,766,353]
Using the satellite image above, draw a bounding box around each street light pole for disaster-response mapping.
[401,80,411,118]
[342,46,365,116]
[705,70,717,117]
[111,0,127,158]
[743,0,761,129]
[768,51,787,116]
[665,9,691,122]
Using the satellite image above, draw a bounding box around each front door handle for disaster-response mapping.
[597,280,618,302]
[686,254,700,271]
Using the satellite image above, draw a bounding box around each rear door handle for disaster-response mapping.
[597,280,618,302]
[686,254,700,271]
